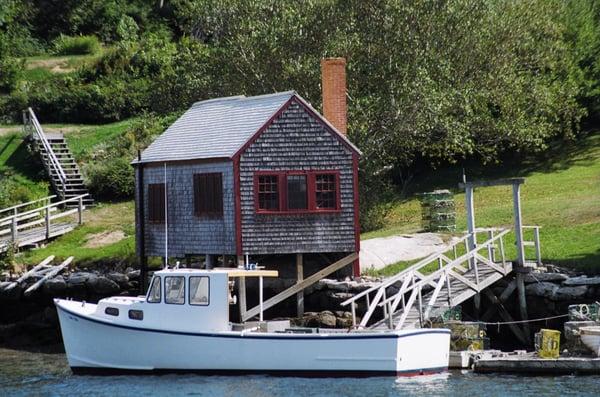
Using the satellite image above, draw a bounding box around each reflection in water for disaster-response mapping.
[1,348,599,397]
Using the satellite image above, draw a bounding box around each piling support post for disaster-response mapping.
[465,185,477,269]
[296,253,304,317]
[78,196,83,225]
[237,256,247,321]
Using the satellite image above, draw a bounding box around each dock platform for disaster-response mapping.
[474,352,600,375]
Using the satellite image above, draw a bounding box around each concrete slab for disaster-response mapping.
[474,353,600,375]
[360,233,459,272]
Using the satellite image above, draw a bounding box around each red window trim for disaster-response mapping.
[254,170,341,214]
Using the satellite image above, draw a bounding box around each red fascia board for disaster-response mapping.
[232,94,361,162]
[352,153,361,276]
[233,156,243,256]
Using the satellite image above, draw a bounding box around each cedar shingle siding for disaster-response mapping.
[136,161,235,257]
[239,100,356,254]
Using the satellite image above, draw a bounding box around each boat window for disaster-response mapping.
[105,307,119,316]
[165,276,185,305]
[189,276,210,306]
[128,310,143,320]
[147,276,161,303]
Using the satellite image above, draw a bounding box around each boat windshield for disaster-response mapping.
[147,276,161,303]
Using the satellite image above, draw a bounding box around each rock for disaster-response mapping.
[0,283,22,301]
[43,276,67,295]
[88,276,120,295]
[563,276,600,286]
[67,272,95,286]
[553,286,588,301]
[127,270,141,280]
[525,282,558,298]
[524,273,568,283]
[107,272,129,289]
[302,312,320,327]
[336,317,353,328]
[318,311,337,328]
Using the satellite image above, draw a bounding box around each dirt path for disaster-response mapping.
[360,232,460,272]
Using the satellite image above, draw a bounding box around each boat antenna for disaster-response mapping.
[164,162,168,269]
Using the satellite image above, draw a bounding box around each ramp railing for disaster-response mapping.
[342,228,515,329]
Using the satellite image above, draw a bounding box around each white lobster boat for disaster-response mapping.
[55,267,450,377]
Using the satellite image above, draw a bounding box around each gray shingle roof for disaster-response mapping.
[134,90,360,164]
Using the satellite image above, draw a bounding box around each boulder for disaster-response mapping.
[553,286,589,301]
[107,272,129,289]
[127,269,141,280]
[67,272,95,286]
[43,276,67,295]
[318,311,337,328]
[88,276,120,295]
[525,282,558,299]
[336,316,354,328]
[523,273,568,283]
[0,283,22,301]
[563,276,600,286]
[43,306,58,326]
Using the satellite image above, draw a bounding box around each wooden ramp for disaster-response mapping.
[342,228,520,330]
[0,195,88,253]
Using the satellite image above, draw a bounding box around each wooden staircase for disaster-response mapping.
[342,228,519,330]
[23,108,94,207]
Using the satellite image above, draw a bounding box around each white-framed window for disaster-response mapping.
[189,276,210,306]
[165,276,185,305]
[147,276,161,303]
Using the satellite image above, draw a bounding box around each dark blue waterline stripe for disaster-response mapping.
[56,303,451,340]
[71,366,449,378]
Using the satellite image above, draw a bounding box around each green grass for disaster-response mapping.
[362,131,600,273]
[22,201,136,267]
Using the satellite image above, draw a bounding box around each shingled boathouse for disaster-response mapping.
[133,59,361,315]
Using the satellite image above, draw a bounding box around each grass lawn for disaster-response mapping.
[21,201,136,267]
[362,131,600,274]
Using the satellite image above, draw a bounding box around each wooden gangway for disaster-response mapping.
[0,194,88,253]
[341,226,541,332]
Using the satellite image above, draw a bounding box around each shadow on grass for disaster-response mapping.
[405,131,600,196]
[554,248,600,274]
[4,138,46,182]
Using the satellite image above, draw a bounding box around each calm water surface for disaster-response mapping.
[1,348,598,396]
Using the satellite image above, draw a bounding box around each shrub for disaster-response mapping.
[85,157,135,200]
[53,34,100,56]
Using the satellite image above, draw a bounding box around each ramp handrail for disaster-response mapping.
[24,108,67,193]
[343,228,513,329]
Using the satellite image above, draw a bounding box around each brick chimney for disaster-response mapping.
[321,58,347,135]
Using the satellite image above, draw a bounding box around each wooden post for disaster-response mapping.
[45,207,50,239]
[11,216,17,243]
[512,183,525,267]
[533,227,542,267]
[516,271,530,341]
[259,276,264,321]
[465,185,477,269]
[296,253,304,317]
[473,293,481,320]
[206,254,214,269]
[78,196,83,225]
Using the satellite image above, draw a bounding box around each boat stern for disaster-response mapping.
[395,328,451,376]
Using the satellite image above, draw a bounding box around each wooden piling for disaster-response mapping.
[296,253,304,317]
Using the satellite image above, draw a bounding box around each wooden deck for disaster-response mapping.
[0,194,88,253]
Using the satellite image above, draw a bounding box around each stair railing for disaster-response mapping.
[24,108,67,197]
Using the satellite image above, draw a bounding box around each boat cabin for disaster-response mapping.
[95,268,279,333]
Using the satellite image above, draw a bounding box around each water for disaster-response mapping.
[1,348,599,396]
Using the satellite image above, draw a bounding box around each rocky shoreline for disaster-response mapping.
[2,265,600,352]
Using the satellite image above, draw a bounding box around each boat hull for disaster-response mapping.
[56,300,450,377]
[580,327,600,357]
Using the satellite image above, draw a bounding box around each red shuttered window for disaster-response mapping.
[148,183,165,223]
[194,173,223,217]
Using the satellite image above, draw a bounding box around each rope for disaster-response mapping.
[479,313,569,326]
